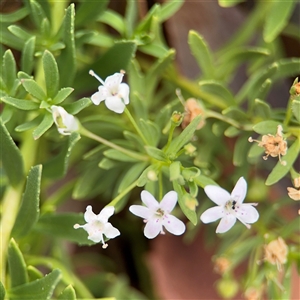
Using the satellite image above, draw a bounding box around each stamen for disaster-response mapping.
[89,69,105,85]
[175,88,186,106]
[73,224,81,229]
[102,243,108,249]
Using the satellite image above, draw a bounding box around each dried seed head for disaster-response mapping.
[287,187,300,201]
[214,257,231,275]
[249,125,287,165]
[264,237,288,271]
[182,98,205,130]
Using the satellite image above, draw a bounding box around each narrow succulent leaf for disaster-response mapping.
[58,285,76,300]
[0,28,24,51]
[188,30,214,79]
[292,100,300,123]
[8,239,28,288]
[253,120,284,135]
[266,139,300,186]
[32,113,54,140]
[222,106,249,123]
[0,280,5,300]
[8,269,61,300]
[145,146,168,162]
[21,37,36,75]
[247,143,264,159]
[104,149,140,162]
[253,99,271,119]
[63,97,91,114]
[263,1,296,43]
[28,0,47,29]
[0,7,29,23]
[51,87,74,105]
[3,49,17,93]
[15,116,43,132]
[76,0,108,26]
[0,119,24,186]
[42,50,59,99]
[21,79,46,101]
[0,105,13,124]
[166,115,201,156]
[138,119,161,147]
[273,58,300,80]
[34,213,94,245]
[158,0,184,22]
[194,174,218,188]
[218,0,245,7]
[27,266,44,281]
[97,9,125,35]
[8,25,32,41]
[58,4,76,87]
[12,165,42,238]
[233,135,250,167]
[43,132,81,178]
[169,161,182,181]
[1,96,39,110]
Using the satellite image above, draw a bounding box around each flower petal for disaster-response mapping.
[163,215,185,236]
[160,191,177,213]
[118,83,130,104]
[236,204,259,224]
[216,215,236,233]
[91,87,108,105]
[129,205,150,219]
[200,206,224,224]
[140,190,159,209]
[231,177,247,203]
[204,185,231,205]
[104,73,124,90]
[144,219,161,239]
[84,205,96,222]
[104,222,120,239]
[105,96,126,114]
[98,206,114,223]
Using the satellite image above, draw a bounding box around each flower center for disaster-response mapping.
[92,220,105,232]
[225,200,238,212]
[155,208,165,218]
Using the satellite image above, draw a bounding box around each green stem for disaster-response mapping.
[124,107,149,145]
[107,180,138,208]
[163,122,176,152]
[283,96,294,127]
[79,126,149,162]
[158,170,163,200]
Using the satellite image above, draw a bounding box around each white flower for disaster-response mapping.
[200,177,259,233]
[89,70,130,114]
[51,105,78,135]
[129,190,186,239]
[74,205,120,248]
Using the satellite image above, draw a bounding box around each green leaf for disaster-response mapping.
[58,4,76,87]
[58,285,76,300]
[222,106,249,123]
[21,37,36,75]
[97,9,125,35]
[265,139,300,186]
[51,87,74,105]
[233,135,250,167]
[28,0,47,29]
[8,25,32,41]
[104,149,140,162]
[0,105,13,124]
[43,132,81,178]
[42,50,59,99]
[0,119,24,186]
[27,266,43,281]
[0,280,5,300]
[34,213,94,245]
[158,0,184,22]
[273,58,300,80]
[173,181,198,225]
[253,99,271,119]
[252,120,283,135]
[145,146,168,162]
[98,158,117,170]
[138,119,161,147]
[182,167,201,182]
[188,30,214,79]
[11,165,42,238]
[199,80,235,106]
[255,78,272,100]
[8,239,28,288]
[2,49,17,93]
[218,0,245,7]
[292,100,300,123]
[248,143,264,159]
[169,161,183,182]
[224,126,240,138]
[263,1,296,43]
[63,97,91,114]
[1,96,39,110]
[75,0,108,27]
[166,115,202,156]
[32,113,54,140]
[194,174,218,188]
[21,78,46,101]
[8,269,61,300]
[0,7,29,23]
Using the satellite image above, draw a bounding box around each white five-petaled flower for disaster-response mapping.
[74,206,120,248]
[200,177,259,233]
[129,190,186,239]
[51,105,78,136]
[89,70,130,114]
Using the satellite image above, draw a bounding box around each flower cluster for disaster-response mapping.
[287,177,300,201]
[264,237,288,271]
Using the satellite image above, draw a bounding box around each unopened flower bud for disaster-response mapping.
[171,111,183,126]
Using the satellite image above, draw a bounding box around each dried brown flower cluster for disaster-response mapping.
[244,287,262,300]
[248,125,287,165]
[287,177,300,201]
[214,257,231,275]
[264,237,288,271]
[182,98,206,130]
